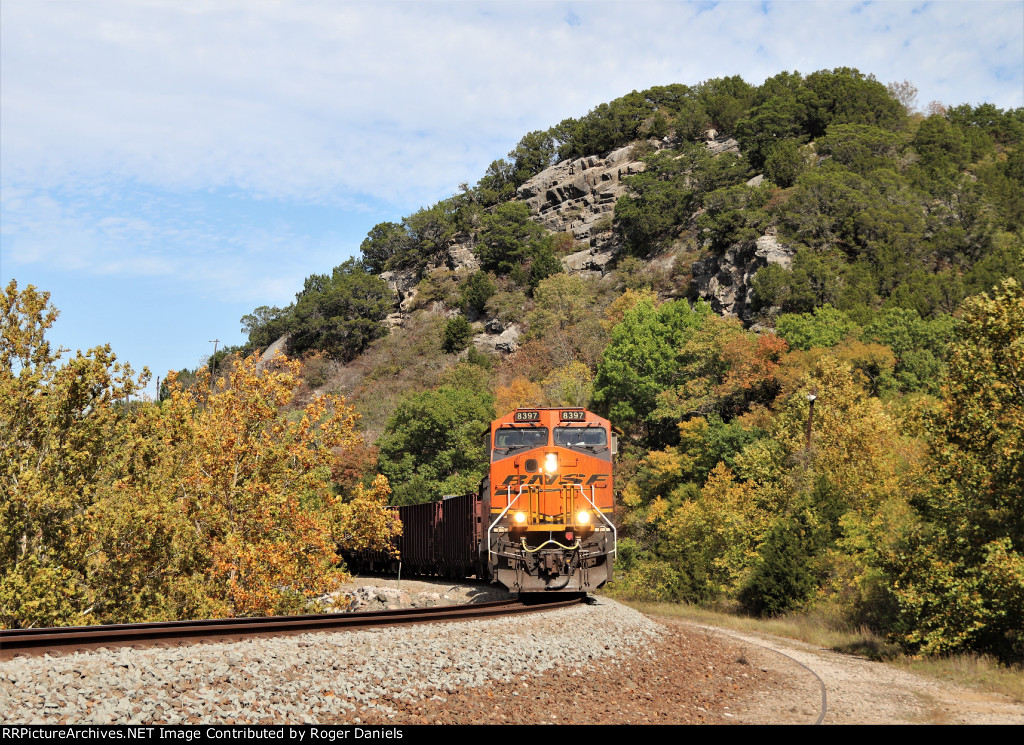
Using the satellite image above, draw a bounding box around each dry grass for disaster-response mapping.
[621,600,1024,703]
[894,654,1024,704]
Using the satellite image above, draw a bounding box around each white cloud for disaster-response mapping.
[0,183,343,305]
[1,0,1021,298]
[4,1,1017,204]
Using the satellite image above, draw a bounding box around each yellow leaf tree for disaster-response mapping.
[1,281,146,628]
[92,353,401,620]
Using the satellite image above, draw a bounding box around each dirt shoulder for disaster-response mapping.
[683,620,1024,725]
[356,612,1024,725]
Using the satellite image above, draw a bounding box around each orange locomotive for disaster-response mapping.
[344,407,616,593]
[482,407,616,592]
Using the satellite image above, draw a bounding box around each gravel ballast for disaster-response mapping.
[1,597,664,725]
[8,591,1020,724]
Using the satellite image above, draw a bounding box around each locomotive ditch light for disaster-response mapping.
[576,510,591,524]
[544,453,558,473]
[514,511,527,524]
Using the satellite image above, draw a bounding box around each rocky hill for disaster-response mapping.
[375,129,796,358]
[206,71,1024,667]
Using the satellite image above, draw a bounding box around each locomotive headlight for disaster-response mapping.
[513,511,527,524]
[544,453,558,473]
[576,510,591,524]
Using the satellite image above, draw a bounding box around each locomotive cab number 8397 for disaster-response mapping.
[514,410,588,422]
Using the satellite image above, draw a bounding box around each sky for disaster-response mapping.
[2,0,1022,397]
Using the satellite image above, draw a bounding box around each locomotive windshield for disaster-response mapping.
[554,426,609,453]
[494,426,549,451]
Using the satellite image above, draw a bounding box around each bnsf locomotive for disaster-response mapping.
[348,407,616,593]
[485,407,616,592]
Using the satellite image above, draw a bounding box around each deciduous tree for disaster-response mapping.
[1,281,146,628]
[376,384,494,505]
[888,279,1024,659]
[91,353,400,621]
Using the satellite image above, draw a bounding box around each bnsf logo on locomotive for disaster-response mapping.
[497,473,609,489]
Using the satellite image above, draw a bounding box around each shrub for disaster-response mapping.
[459,271,497,317]
[739,518,818,617]
[442,316,473,354]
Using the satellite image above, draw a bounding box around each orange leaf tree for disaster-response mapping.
[95,353,400,620]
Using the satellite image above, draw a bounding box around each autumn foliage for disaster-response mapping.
[119,354,399,618]
[1,281,146,626]
[1,281,399,627]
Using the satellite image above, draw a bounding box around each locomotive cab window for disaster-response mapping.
[493,427,549,460]
[554,426,609,456]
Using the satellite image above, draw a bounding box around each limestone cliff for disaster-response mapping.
[517,143,650,246]
[691,232,794,322]
[381,132,793,334]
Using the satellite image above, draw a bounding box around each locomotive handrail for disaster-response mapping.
[486,484,527,560]
[487,483,616,558]
[576,484,617,555]
[520,538,581,552]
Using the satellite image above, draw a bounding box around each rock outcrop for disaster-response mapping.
[446,243,480,274]
[691,233,794,321]
[561,245,617,277]
[516,142,654,251]
[474,322,521,354]
[380,267,421,313]
[378,135,780,347]
[706,136,741,156]
[258,334,290,369]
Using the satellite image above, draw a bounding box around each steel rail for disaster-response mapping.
[1,597,582,660]
[687,622,828,725]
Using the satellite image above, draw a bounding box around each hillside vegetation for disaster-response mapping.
[3,69,1022,663]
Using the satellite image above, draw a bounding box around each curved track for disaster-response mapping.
[0,596,582,660]
[686,622,828,724]
[737,633,828,724]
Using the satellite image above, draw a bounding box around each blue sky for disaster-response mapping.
[2,1,1022,397]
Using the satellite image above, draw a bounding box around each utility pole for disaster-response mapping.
[209,339,220,392]
[805,391,817,448]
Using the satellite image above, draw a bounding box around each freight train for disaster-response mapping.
[347,407,616,593]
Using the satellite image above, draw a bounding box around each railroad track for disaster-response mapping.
[0,596,583,660]
[685,622,828,724]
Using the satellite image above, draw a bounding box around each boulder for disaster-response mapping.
[474,323,521,354]
[706,137,741,156]
[561,246,617,276]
